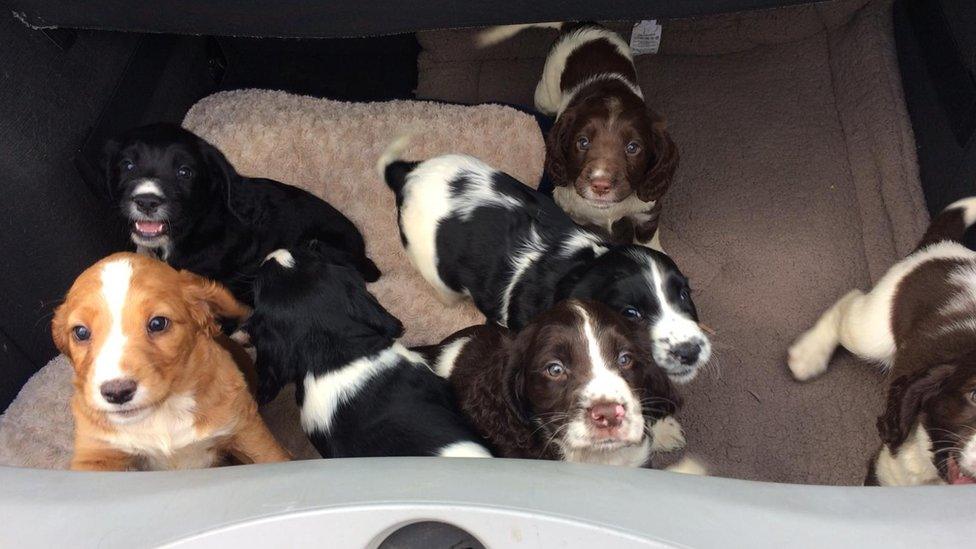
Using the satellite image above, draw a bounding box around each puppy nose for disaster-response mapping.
[588,402,626,429]
[132,194,162,214]
[589,178,612,196]
[100,379,138,404]
[670,342,701,365]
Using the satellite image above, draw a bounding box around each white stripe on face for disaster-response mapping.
[131,179,164,197]
[574,304,631,406]
[645,260,710,382]
[90,259,133,408]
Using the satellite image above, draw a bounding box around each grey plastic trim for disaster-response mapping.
[2,458,974,548]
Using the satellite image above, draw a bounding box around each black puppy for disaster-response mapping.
[379,139,710,384]
[246,244,491,459]
[103,123,379,303]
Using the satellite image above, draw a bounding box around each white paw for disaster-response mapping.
[666,456,708,476]
[650,416,686,452]
[787,329,834,381]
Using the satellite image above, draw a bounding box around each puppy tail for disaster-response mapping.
[474,22,563,48]
[665,456,708,477]
[915,196,976,251]
[377,134,418,196]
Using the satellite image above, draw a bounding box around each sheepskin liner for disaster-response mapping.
[414,0,928,485]
[0,96,543,468]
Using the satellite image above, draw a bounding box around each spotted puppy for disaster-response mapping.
[789,198,976,486]
[52,252,289,471]
[421,299,686,464]
[379,139,710,384]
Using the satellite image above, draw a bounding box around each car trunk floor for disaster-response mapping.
[416,0,928,485]
[0,0,929,485]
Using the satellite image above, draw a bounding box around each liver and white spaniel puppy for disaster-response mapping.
[421,299,685,466]
[536,23,679,248]
[789,198,976,486]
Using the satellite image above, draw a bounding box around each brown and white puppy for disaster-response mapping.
[788,198,976,486]
[52,252,290,471]
[425,299,684,467]
[535,23,679,248]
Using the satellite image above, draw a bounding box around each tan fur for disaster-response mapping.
[53,252,289,471]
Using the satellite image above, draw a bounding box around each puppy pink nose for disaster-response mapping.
[589,178,612,196]
[588,402,626,429]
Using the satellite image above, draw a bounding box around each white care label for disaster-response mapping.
[630,20,662,55]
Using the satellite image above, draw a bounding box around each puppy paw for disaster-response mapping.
[650,416,686,453]
[666,456,708,476]
[787,330,833,381]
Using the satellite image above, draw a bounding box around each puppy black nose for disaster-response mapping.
[100,379,138,404]
[132,194,162,214]
[670,342,701,365]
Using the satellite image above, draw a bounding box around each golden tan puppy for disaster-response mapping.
[52,252,289,471]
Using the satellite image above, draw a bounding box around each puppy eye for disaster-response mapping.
[679,288,691,302]
[621,306,643,320]
[120,159,135,172]
[577,136,590,151]
[617,352,633,369]
[625,141,642,155]
[147,316,169,334]
[969,389,976,404]
[176,166,194,180]
[545,361,566,379]
[72,325,91,342]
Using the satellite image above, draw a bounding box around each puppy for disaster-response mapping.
[379,141,710,384]
[788,198,976,486]
[246,244,491,459]
[52,252,289,471]
[421,299,683,466]
[103,123,379,303]
[537,23,679,247]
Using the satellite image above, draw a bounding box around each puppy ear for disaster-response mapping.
[877,364,956,449]
[180,270,251,334]
[195,136,244,219]
[635,113,679,202]
[544,106,578,188]
[100,137,121,202]
[335,266,403,339]
[51,303,69,356]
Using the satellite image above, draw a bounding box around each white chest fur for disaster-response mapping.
[874,425,943,486]
[102,392,234,470]
[552,186,654,233]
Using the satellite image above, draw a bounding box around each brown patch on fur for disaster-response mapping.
[52,252,289,470]
[444,299,679,460]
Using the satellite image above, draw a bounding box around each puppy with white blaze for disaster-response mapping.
[246,243,491,459]
[789,197,976,486]
[379,137,710,385]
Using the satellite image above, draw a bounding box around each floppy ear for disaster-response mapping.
[878,364,956,449]
[544,106,579,188]
[51,303,69,356]
[100,137,121,202]
[195,136,244,219]
[336,266,403,339]
[635,113,679,203]
[180,270,251,335]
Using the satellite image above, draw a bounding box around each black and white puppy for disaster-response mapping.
[246,243,491,459]
[379,138,710,383]
[103,123,380,303]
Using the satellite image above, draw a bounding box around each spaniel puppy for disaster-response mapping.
[537,23,679,248]
[421,299,684,466]
[103,123,379,304]
[789,198,976,486]
[52,252,289,471]
[245,244,491,459]
[380,141,710,384]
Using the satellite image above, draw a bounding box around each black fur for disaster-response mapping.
[103,123,379,304]
[246,243,488,458]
